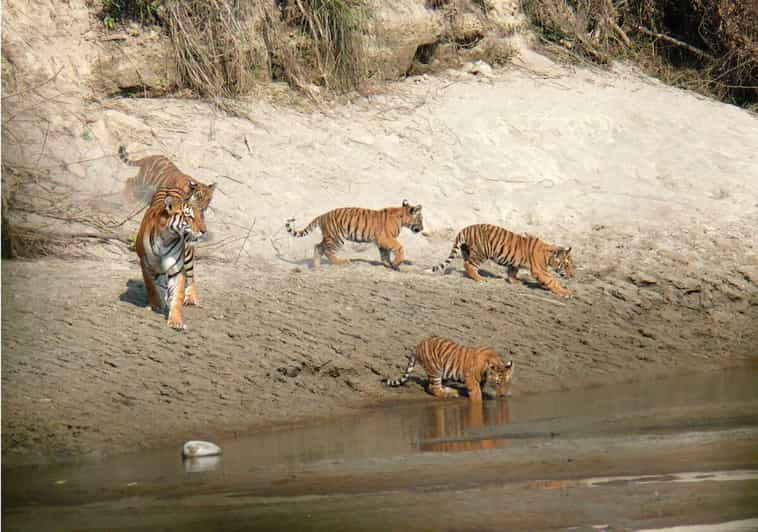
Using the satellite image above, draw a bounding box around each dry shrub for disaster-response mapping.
[163,0,367,98]
[520,0,629,63]
[1,164,130,259]
[629,0,757,105]
[521,0,757,106]
[280,0,368,90]
[165,1,268,98]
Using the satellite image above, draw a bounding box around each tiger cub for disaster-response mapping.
[136,186,207,330]
[120,145,215,305]
[432,223,575,297]
[119,145,216,211]
[384,336,514,402]
[285,200,423,269]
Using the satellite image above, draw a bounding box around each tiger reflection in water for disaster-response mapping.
[419,400,511,453]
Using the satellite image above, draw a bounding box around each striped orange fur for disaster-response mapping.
[432,223,575,297]
[121,146,215,304]
[384,336,514,402]
[285,200,423,269]
[119,146,216,211]
[136,186,207,330]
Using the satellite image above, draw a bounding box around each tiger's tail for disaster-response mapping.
[118,145,141,167]
[383,355,416,387]
[432,229,466,272]
[285,217,320,238]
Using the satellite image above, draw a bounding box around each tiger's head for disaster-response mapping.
[401,199,424,233]
[187,180,216,211]
[489,358,514,397]
[550,247,575,278]
[164,194,207,243]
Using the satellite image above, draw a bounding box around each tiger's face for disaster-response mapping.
[490,359,514,397]
[187,180,216,211]
[165,195,207,243]
[401,199,424,233]
[551,247,575,278]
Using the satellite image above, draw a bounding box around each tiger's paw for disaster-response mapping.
[184,295,200,306]
[167,319,187,330]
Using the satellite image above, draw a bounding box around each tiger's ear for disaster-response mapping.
[164,194,178,212]
[505,360,513,369]
[567,246,572,254]
[188,179,198,189]
[402,199,409,207]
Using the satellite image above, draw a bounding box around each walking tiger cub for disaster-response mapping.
[285,200,424,269]
[120,145,215,305]
[432,223,575,297]
[136,186,207,330]
[384,336,514,402]
[119,145,216,211]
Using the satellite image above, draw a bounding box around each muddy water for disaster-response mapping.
[4,368,758,531]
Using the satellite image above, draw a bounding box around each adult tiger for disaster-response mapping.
[432,223,575,297]
[136,186,207,330]
[119,145,216,210]
[120,145,215,305]
[384,336,514,402]
[285,200,424,269]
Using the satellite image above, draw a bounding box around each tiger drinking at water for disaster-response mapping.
[384,336,514,402]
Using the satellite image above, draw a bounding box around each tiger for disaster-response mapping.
[120,145,215,305]
[285,200,424,269]
[136,186,207,330]
[432,223,575,297]
[384,336,514,402]
[118,145,216,210]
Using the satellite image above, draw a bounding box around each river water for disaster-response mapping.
[3,368,757,531]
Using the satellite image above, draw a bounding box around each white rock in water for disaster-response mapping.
[182,440,222,458]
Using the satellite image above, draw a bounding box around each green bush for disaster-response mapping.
[102,0,162,28]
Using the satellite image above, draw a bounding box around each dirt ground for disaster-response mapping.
[2,229,756,465]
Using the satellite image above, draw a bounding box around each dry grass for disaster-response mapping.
[163,0,367,100]
[165,1,267,99]
[520,0,757,107]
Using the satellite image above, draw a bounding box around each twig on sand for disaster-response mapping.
[106,204,148,228]
[66,232,126,242]
[2,66,64,100]
[235,218,256,264]
[35,120,51,169]
[520,291,568,307]
[270,236,284,259]
[216,174,244,185]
